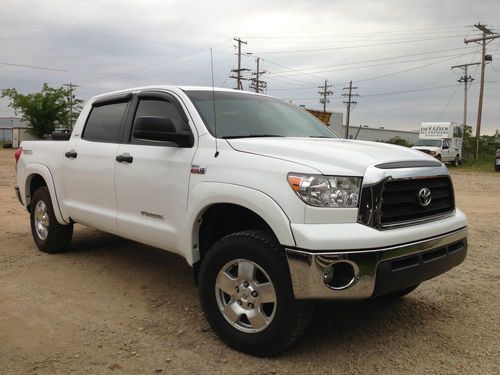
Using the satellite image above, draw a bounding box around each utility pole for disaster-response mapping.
[63,82,79,128]
[464,23,500,159]
[341,81,359,139]
[451,62,480,131]
[249,57,267,93]
[230,37,250,90]
[318,79,333,113]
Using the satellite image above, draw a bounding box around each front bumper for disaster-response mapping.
[285,226,467,300]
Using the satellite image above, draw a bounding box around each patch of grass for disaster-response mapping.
[454,156,497,173]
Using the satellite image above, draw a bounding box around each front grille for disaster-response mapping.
[380,176,454,226]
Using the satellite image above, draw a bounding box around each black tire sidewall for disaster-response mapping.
[199,232,299,356]
[30,187,71,253]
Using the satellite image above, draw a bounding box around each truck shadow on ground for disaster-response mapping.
[66,227,457,358]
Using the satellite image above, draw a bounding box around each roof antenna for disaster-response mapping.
[210,47,219,158]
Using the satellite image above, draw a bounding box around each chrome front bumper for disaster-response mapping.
[285,227,468,300]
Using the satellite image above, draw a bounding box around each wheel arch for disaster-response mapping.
[23,164,68,225]
[186,183,296,268]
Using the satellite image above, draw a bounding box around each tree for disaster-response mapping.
[1,83,83,138]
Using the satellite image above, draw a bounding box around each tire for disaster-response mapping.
[198,230,312,356]
[453,155,460,167]
[436,154,442,161]
[30,187,73,253]
[378,285,419,300]
[495,164,500,172]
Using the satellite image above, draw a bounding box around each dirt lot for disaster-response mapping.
[0,148,499,374]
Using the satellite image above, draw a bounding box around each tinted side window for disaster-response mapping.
[83,102,128,143]
[133,99,189,137]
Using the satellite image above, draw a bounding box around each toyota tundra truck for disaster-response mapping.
[14,86,468,356]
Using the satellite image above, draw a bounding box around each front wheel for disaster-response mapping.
[30,187,73,253]
[198,230,312,356]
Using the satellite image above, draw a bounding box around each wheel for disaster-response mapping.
[198,230,312,356]
[495,164,500,172]
[378,285,419,300]
[453,155,460,167]
[436,154,442,161]
[30,187,73,253]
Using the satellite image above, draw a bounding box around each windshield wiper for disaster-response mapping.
[309,135,333,138]
[222,134,284,139]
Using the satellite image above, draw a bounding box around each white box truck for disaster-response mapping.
[412,122,463,166]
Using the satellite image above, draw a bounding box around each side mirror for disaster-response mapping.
[133,116,194,147]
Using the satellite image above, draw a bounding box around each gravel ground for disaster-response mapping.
[1,148,499,374]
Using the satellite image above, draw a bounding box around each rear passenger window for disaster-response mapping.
[83,102,128,143]
[132,99,189,138]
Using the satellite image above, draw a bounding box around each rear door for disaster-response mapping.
[61,94,131,233]
[114,91,196,252]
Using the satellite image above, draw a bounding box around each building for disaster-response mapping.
[0,116,36,146]
[304,109,418,144]
[337,125,420,144]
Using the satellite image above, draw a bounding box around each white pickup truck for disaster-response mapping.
[15,86,468,356]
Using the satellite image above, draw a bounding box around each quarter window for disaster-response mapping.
[83,101,128,143]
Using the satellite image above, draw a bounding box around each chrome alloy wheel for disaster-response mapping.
[215,259,277,333]
[34,200,49,240]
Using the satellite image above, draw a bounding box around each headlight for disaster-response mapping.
[429,151,437,156]
[287,174,361,208]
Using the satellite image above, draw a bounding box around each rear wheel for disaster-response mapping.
[30,187,73,253]
[198,230,312,356]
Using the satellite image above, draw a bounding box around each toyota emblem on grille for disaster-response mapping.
[417,187,432,207]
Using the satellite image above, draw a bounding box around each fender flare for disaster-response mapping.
[184,182,296,265]
[23,163,69,225]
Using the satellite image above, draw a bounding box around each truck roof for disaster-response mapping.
[89,85,268,103]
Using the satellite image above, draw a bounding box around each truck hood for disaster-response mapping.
[226,137,435,176]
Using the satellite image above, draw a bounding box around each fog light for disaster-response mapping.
[323,261,357,290]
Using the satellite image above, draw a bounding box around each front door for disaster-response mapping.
[441,139,452,161]
[114,91,196,252]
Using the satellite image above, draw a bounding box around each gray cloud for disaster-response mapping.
[1,0,499,133]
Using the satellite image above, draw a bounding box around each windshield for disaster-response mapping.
[185,90,338,139]
[415,139,442,147]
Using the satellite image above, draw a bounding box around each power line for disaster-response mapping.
[362,84,458,97]
[318,80,333,113]
[464,23,500,158]
[242,26,470,40]
[341,81,359,138]
[451,62,480,128]
[230,37,250,90]
[264,46,478,77]
[266,50,477,78]
[249,57,267,93]
[3,62,67,72]
[253,34,472,55]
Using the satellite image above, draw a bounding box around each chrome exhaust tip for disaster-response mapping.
[323,261,359,290]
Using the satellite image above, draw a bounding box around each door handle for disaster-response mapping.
[116,154,133,163]
[64,150,78,159]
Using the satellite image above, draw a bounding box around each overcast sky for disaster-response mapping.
[1,0,499,134]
